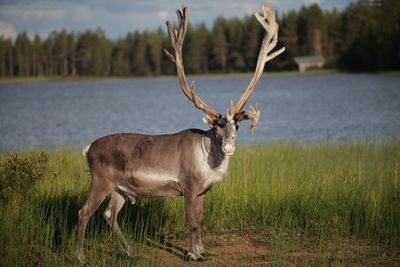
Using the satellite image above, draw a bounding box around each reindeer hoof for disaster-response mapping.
[186,252,205,261]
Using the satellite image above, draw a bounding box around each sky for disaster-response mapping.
[0,0,357,40]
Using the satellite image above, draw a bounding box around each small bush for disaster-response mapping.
[0,152,49,202]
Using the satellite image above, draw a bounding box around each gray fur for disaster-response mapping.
[78,125,238,262]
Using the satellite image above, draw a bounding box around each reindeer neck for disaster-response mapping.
[201,128,229,169]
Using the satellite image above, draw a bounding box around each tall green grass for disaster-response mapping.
[0,141,399,265]
[209,142,400,242]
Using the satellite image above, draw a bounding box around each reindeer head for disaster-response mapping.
[164,4,284,156]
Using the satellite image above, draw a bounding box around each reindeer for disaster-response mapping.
[77,3,284,263]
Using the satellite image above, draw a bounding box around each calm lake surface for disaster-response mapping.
[0,74,399,150]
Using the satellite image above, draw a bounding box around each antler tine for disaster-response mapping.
[164,6,221,120]
[234,4,285,115]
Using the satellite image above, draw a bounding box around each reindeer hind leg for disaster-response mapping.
[103,190,134,257]
[77,174,114,263]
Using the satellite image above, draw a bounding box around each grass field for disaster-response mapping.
[0,141,399,266]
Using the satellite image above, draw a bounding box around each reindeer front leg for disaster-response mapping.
[195,194,206,255]
[184,193,205,261]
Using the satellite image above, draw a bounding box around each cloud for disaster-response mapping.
[158,10,168,21]
[0,21,16,39]
[240,3,259,16]
[21,9,65,21]
[0,0,357,39]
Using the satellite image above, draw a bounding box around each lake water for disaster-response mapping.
[0,74,399,150]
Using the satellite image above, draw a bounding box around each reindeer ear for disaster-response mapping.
[233,110,246,122]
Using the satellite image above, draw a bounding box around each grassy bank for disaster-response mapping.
[0,141,399,265]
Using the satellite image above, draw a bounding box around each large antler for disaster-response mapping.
[164,6,221,121]
[234,4,285,129]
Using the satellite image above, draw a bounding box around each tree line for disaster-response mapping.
[0,0,398,77]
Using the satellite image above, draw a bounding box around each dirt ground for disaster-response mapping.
[139,230,400,266]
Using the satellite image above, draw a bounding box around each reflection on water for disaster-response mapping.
[0,74,399,150]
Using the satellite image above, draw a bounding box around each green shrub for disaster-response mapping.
[0,152,49,202]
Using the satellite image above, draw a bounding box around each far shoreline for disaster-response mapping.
[1,69,399,84]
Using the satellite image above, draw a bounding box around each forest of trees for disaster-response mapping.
[0,0,399,77]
